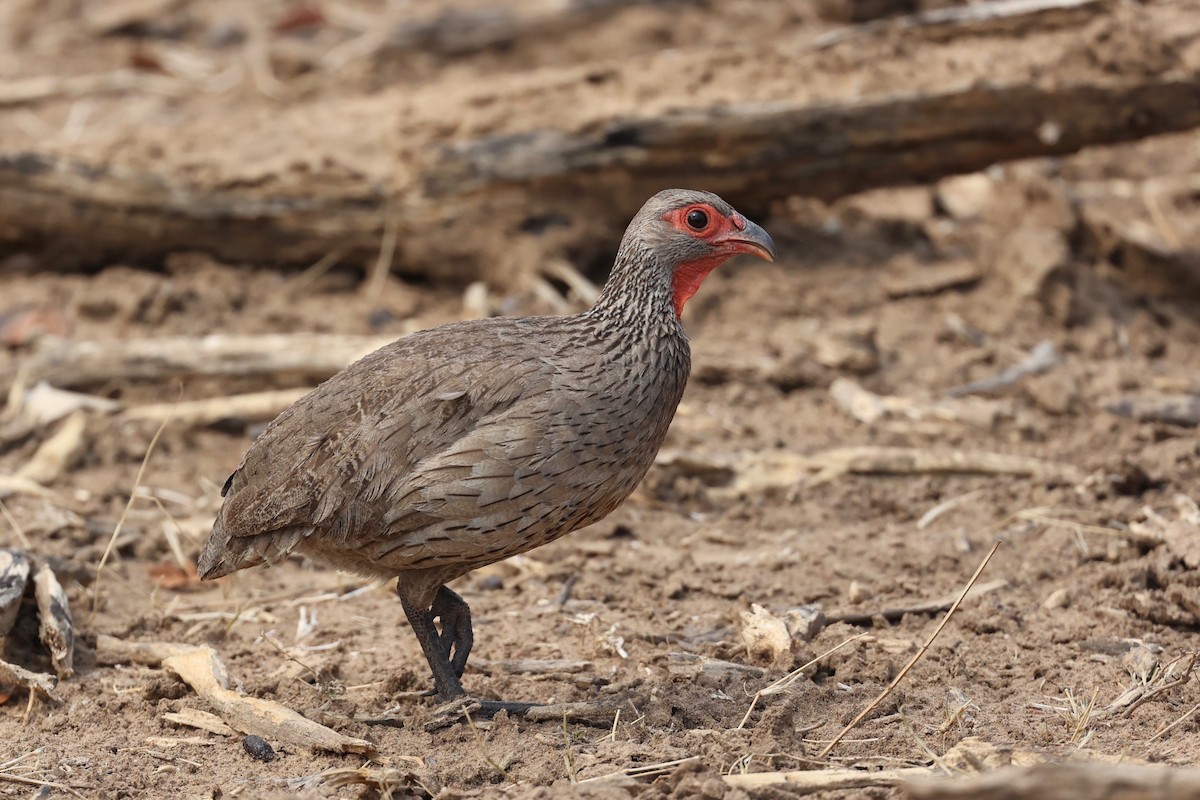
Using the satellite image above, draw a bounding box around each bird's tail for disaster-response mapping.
[197,516,301,580]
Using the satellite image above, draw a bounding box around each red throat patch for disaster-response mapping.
[671,253,727,318]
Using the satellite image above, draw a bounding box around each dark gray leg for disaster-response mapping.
[398,580,539,720]
[396,582,465,701]
[431,586,473,679]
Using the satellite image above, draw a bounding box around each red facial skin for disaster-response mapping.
[662,203,773,318]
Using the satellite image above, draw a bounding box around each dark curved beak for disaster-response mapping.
[717,218,776,262]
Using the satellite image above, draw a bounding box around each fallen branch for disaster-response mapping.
[1105,393,1200,428]
[470,658,594,676]
[814,0,1107,45]
[2,1,1198,284]
[656,446,1085,497]
[825,578,1009,626]
[122,389,312,427]
[162,708,236,737]
[946,340,1060,397]
[523,701,618,723]
[0,658,57,698]
[0,70,183,108]
[831,378,1009,428]
[667,653,765,680]
[803,447,1083,487]
[162,645,376,755]
[381,0,682,58]
[724,765,932,790]
[94,634,208,667]
[0,476,56,501]
[905,761,1200,800]
[15,412,86,485]
[1,333,395,394]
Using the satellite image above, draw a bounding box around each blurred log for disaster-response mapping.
[0,333,394,394]
[1105,393,1200,427]
[382,0,681,57]
[904,762,1200,800]
[122,389,312,427]
[815,0,920,24]
[813,0,1103,42]
[428,80,1200,204]
[0,0,1197,286]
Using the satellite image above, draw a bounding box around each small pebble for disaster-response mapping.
[242,735,276,762]
[1042,587,1071,610]
[847,580,872,604]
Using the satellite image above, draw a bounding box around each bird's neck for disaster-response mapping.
[587,243,681,336]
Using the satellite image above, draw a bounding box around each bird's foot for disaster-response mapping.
[424,695,541,731]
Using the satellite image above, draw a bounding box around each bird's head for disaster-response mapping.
[617,189,776,318]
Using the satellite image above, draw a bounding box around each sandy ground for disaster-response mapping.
[1,1,1199,798]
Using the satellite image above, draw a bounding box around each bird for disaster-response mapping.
[197,188,776,716]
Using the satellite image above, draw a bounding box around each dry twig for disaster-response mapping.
[737,633,869,729]
[818,541,1001,758]
[826,579,1008,626]
[92,393,177,614]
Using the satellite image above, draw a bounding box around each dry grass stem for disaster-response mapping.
[92,391,178,613]
[0,498,31,549]
[464,711,510,781]
[580,756,702,783]
[818,540,1001,759]
[0,772,87,798]
[1149,701,1200,743]
[288,249,345,296]
[917,490,985,529]
[365,206,400,300]
[723,765,932,789]
[737,633,870,729]
[1111,652,1197,719]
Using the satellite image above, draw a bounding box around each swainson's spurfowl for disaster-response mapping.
[198,189,776,715]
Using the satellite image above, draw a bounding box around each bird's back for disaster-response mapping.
[198,311,690,581]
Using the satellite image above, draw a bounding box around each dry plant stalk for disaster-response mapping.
[1149,701,1200,743]
[737,633,869,729]
[818,540,1002,759]
[826,578,1008,626]
[905,761,1200,800]
[162,645,376,755]
[724,765,932,790]
[92,394,177,614]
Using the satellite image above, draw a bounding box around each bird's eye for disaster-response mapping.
[685,209,709,230]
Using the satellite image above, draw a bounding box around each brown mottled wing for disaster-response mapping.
[198,319,555,577]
